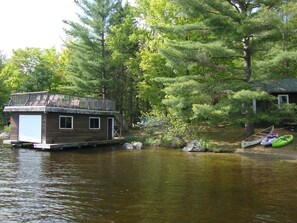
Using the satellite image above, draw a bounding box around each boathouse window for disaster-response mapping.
[89,117,100,129]
[59,116,73,129]
[278,94,289,108]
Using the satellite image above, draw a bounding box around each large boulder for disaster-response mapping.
[123,142,133,150]
[183,140,207,152]
[123,141,143,150]
[132,141,143,150]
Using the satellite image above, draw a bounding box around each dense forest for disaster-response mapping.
[1,0,297,146]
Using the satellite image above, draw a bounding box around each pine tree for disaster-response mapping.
[64,0,122,98]
[253,0,297,79]
[106,3,143,124]
[157,0,291,136]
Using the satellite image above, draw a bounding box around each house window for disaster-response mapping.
[89,117,100,129]
[59,116,73,129]
[278,94,289,108]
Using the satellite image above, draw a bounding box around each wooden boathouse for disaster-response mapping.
[3,92,124,149]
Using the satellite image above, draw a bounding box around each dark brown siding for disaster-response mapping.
[289,93,297,104]
[9,113,18,140]
[45,113,112,143]
[271,93,297,104]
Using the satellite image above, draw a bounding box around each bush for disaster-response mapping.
[4,125,10,133]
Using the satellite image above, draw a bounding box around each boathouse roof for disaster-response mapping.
[4,91,119,115]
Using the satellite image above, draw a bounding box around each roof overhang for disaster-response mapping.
[264,78,297,93]
[4,106,119,116]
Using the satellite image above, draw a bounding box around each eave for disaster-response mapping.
[4,106,120,116]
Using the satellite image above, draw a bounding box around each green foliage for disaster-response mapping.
[192,104,230,125]
[253,0,297,79]
[64,0,123,97]
[0,48,65,93]
[135,0,186,113]
[106,3,145,123]
[0,51,6,70]
[64,0,147,124]
[140,114,187,147]
[270,103,297,124]
[138,47,175,111]
[136,0,297,138]
[0,51,10,110]
[4,125,11,134]
[1,0,296,145]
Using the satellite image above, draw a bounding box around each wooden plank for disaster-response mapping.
[33,138,125,150]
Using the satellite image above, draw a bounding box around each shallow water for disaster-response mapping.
[1,146,297,222]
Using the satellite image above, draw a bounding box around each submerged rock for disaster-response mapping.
[183,140,207,152]
[123,141,143,150]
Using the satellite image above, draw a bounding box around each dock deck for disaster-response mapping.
[3,138,125,150]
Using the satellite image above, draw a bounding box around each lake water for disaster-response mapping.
[1,145,297,223]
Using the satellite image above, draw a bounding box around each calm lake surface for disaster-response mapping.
[1,145,297,223]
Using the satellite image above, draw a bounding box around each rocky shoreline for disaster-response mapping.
[1,127,297,160]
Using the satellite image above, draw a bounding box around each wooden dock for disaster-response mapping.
[3,138,125,150]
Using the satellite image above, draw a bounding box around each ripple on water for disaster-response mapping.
[1,147,297,222]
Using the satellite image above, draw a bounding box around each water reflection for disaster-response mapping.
[0,146,297,222]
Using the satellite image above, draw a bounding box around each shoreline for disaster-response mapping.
[2,126,297,160]
[235,146,297,160]
[125,127,297,159]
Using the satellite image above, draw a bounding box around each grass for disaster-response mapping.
[124,129,147,142]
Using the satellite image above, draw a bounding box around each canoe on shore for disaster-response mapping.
[272,134,294,148]
[241,126,274,148]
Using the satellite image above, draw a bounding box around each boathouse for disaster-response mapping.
[4,92,124,149]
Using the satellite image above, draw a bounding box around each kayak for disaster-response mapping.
[272,134,294,148]
[261,133,278,146]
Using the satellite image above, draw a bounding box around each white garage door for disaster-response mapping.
[19,115,42,143]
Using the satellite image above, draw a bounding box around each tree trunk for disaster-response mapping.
[243,36,255,136]
[243,37,252,81]
[245,122,255,137]
[101,30,107,99]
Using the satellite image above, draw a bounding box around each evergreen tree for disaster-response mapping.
[253,0,297,79]
[157,0,294,136]
[106,3,144,124]
[64,0,122,98]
